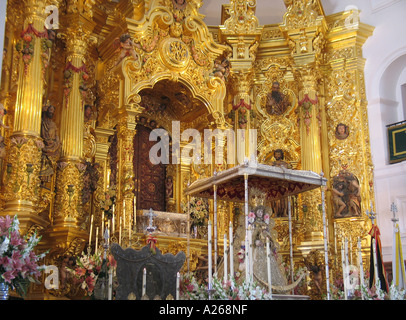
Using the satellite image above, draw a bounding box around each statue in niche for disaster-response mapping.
[271,148,292,169]
[82,162,100,205]
[335,123,349,140]
[265,81,291,116]
[40,104,61,183]
[165,176,173,199]
[270,149,292,217]
[332,170,361,218]
[0,104,10,159]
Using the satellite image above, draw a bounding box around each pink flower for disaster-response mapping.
[248,212,255,219]
[0,215,13,234]
[0,256,12,269]
[2,270,15,283]
[10,231,23,246]
[76,267,86,277]
[85,276,95,292]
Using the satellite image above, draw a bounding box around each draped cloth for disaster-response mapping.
[369,225,389,292]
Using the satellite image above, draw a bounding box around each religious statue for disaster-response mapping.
[335,123,349,140]
[165,176,173,199]
[250,205,288,288]
[271,148,292,169]
[332,170,361,218]
[271,149,292,217]
[40,104,61,183]
[0,103,10,159]
[114,33,139,65]
[265,81,291,115]
[41,104,61,161]
[81,162,100,205]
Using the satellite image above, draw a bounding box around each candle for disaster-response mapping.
[349,236,353,265]
[334,222,337,257]
[133,196,137,230]
[95,227,99,255]
[108,220,111,241]
[108,269,113,300]
[357,237,365,299]
[176,272,180,300]
[89,214,94,246]
[123,199,126,228]
[119,217,122,245]
[229,222,234,279]
[266,237,272,298]
[208,220,212,289]
[248,224,253,279]
[101,211,104,239]
[112,205,115,233]
[341,243,347,300]
[245,236,249,280]
[142,268,147,296]
[223,234,228,283]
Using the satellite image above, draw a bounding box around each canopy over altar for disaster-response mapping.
[184,161,330,299]
[184,162,327,201]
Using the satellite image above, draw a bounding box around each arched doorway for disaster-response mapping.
[133,124,167,212]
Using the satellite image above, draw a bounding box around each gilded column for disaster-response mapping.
[219,0,262,163]
[51,5,95,234]
[280,1,327,240]
[2,1,54,232]
[116,110,136,246]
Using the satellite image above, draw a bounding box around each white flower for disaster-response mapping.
[0,237,10,256]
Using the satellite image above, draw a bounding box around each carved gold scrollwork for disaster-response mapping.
[160,37,190,71]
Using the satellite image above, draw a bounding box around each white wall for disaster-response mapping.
[361,0,406,261]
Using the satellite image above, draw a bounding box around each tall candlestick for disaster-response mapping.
[223,234,228,283]
[95,227,99,255]
[123,199,126,228]
[341,243,348,300]
[108,220,111,243]
[142,267,147,297]
[208,220,212,289]
[349,236,353,265]
[108,268,113,300]
[245,236,249,280]
[266,237,272,298]
[358,237,365,299]
[229,221,234,279]
[176,272,180,300]
[213,185,218,274]
[112,213,115,236]
[248,224,253,279]
[89,214,94,246]
[119,216,122,245]
[101,211,104,240]
[133,196,137,230]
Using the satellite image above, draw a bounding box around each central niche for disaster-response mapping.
[133,80,210,213]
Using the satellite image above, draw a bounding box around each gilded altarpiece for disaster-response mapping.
[0,0,376,299]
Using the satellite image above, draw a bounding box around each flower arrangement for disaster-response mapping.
[330,271,406,300]
[0,215,47,298]
[100,184,117,218]
[180,273,272,300]
[187,197,209,228]
[68,251,116,297]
